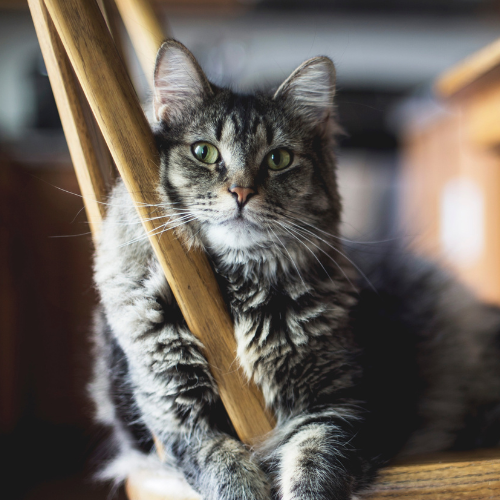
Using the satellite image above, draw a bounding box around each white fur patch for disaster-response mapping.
[101,449,201,500]
[203,219,269,250]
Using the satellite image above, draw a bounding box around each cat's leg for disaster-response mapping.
[263,409,370,500]
[96,257,270,500]
[127,320,271,500]
[165,430,270,500]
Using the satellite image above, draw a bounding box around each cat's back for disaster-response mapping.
[348,242,500,454]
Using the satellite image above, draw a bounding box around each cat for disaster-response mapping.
[90,39,500,500]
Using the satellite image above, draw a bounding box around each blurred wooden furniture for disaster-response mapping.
[28,0,500,498]
[402,38,500,305]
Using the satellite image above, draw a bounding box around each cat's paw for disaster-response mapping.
[203,464,270,500]
[268,421,361,500]
[197,438,271,500]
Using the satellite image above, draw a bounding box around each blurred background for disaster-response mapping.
[2,0,500,498]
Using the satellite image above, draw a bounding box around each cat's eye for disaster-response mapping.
[266,148,293,171]
[192,142,219,164]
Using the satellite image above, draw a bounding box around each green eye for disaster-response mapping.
[192,142,219,164]
[266,148,292,171]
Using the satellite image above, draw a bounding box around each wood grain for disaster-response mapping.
[366,453,500,499]
[42,0,275,444]
[465,83,500,148]
[401,97,500,305]
[402,37,500,302]
[98,0,128,66]
[29,0,111,240]
[126,471,201,500]
[436,37,500,97]
[125,450,500,500]
[114,0,167,82]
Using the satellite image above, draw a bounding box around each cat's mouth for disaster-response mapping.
[218,211,260,229]
[202,211,268,250]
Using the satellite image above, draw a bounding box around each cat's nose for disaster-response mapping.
[229,185,256,208]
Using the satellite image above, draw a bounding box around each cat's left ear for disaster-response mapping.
[273,56,336,126]
[153,40,213,122]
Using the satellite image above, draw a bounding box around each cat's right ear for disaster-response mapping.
[153,40,213,123]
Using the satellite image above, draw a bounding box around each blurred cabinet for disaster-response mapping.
[402,39,500,305]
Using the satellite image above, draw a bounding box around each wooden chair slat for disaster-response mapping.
[114,0,167,82]
[367,451,500,499]
[29,0,112,241]
[98,0,129,65]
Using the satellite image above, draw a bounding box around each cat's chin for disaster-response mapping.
[202,218,268,251]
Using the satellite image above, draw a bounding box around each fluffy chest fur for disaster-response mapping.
[210,247,358,418]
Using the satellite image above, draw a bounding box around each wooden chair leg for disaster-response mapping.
[98,0,129,66]
[366,450,500,499]
[29,0,112,241]
[114,0,167,81]
[126,470,201,500]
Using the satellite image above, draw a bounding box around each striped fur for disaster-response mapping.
[91,40,500,499]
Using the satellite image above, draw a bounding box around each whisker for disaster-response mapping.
[280,208,400,245]
[41,182,184,211]
[49,231,94,238]
[278,222,359,294]
[116,215,197,248]
[70,205,88,224]
[288,223,377,294]
[90,210,198,227]
[116,220,174,247]
[264,228,288,260]
[267,211,376,292]
[274,220,335,284]
[267,224,306,287]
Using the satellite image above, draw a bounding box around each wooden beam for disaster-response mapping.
[42,0,275,445]
[465,83,500,149]
[97,0,128,66]
[367,451,500,499]
[436,37,500,98]
[114,0,167,82]
[28,0,110,240]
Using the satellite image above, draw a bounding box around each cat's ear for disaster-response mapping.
[153,40,213,122]
[273,56,336,126]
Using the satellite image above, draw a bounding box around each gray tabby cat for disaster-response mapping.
[91,39,500,500]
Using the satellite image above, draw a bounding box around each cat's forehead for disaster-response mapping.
[186,92,290,150]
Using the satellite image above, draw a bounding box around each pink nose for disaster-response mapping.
[229,185,255,207]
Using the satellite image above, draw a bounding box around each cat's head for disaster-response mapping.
[153,40,342,257]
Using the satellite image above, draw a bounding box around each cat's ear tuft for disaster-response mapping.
[274,57,336,125]
[153,40,213,122]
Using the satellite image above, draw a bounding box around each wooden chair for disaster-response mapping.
[403,39,500,306]
[28,1,500,498]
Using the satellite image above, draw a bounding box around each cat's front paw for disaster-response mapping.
[271,423,356,500]
[196,438,271,500]
[201,464,270,500]
[206,468,270,500]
